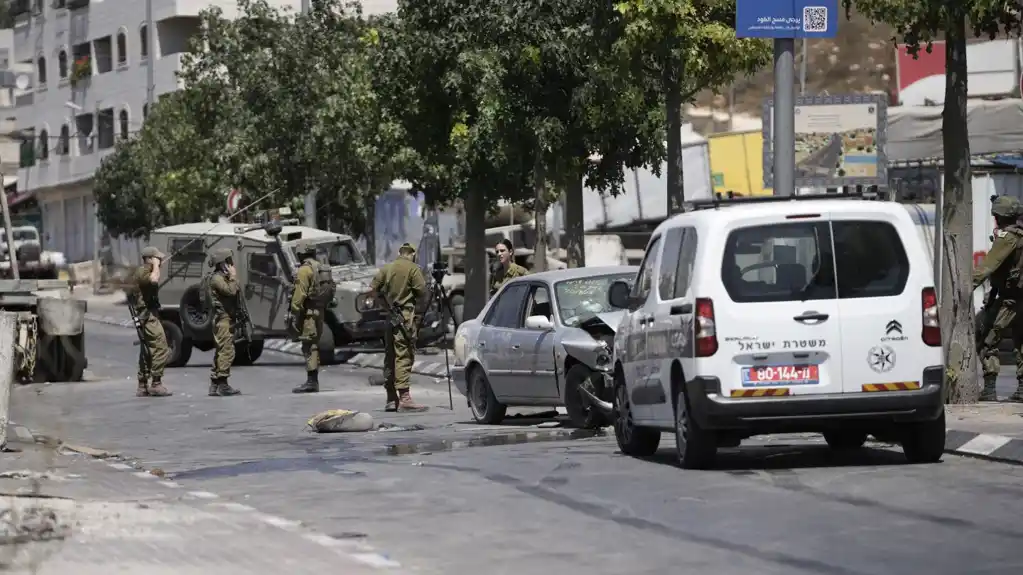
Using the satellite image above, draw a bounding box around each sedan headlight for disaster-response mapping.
[355,292,377,312]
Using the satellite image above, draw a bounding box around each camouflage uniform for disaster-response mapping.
[371,242,428,412]
[975,195,1023,403]
[130,246,172,397]
[208,249,241,397]
[490,261,528,296]
[290,241,327,394]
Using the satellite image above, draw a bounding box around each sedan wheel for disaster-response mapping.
[468,368,507,425]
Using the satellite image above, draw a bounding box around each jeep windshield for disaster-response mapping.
[555,272,636,326]
[291,240,363,267]
[13,230,36,242]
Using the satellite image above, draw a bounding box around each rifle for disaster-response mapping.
[127,292,152,368]
[234,289,254,343]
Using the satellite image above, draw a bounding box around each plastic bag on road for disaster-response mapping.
[307,410,374,433]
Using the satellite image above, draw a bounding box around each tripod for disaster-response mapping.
[418,262,459,410]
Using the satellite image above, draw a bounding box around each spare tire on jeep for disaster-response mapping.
[180,284,213,338]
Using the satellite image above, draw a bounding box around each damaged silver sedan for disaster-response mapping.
[451,266,638,428]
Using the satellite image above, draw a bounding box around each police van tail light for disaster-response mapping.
[921,287,940,347]
[695,298,718,357]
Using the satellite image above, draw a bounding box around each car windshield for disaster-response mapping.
[292,240,362,266]
[555,273,635,326]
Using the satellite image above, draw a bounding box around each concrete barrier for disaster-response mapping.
[0,312,19,449]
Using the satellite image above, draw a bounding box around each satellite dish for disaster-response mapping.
[14,74,30,91]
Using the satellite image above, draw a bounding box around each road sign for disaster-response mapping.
[736,0,839,39]
[227,189,242,212]
[762,93,889,188]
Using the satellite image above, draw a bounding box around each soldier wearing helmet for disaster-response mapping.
[130,246,173,397]
[974,195,1023,402]
[206,248,242,397]
[289,240,334,394]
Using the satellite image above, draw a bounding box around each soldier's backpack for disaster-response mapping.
[305,261,337,307]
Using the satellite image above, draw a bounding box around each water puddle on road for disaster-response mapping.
[382,427,608,456]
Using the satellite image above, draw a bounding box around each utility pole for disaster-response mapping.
[301,0,316,228]
[145,0,154,111]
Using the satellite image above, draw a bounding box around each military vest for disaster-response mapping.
[303,260,336,308]
[996,225,1023,292]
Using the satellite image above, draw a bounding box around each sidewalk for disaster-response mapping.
[0,434,411,574]
[943,403,1023,464]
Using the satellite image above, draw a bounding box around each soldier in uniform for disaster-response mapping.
[290,241,328,394]
[370,242,428,412]
[208,249,242,397]
[131,246,172,398]
[974,195,1023,402]
[490,239,528,296]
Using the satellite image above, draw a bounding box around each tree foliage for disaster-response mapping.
[843,0,1023,402]
[613,0,771,211]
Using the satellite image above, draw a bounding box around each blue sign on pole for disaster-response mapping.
[736,0,839,39]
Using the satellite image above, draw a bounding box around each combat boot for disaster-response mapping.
[1008,382,1023,403]
[384,382,398,412]
[397,389,428,413]
[136,380,150,397]
[292,370,319,394]
[210,378,241,397]
[980,376,999,402]
[147,378,172,397]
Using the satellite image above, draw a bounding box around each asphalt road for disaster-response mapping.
[11,320,1023,575]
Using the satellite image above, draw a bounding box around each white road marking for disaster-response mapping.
[957,433,1012,456]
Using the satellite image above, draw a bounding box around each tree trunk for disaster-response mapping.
[533,149,549,273]
[940,16,977,404]
[463,189,488,320]
[564,171,585,268]
[665,63,685,215]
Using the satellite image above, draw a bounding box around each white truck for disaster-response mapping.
[0,225,67,279]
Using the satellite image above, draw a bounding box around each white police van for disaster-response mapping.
[606,194,945,469]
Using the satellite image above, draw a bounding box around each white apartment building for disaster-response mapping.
[7,0,324,263]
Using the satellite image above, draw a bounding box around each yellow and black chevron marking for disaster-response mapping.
[861,381,921,392]
[730,388,790,397]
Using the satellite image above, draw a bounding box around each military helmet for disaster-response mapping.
[141,246,165,259]
[209,248,233,266]
[991,195,1020,218]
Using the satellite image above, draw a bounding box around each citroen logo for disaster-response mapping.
[885,320,902,335]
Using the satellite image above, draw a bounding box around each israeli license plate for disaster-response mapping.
[741,365,819,387]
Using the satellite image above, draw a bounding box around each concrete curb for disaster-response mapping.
[84,313,456,379]
[944,430,1023,465]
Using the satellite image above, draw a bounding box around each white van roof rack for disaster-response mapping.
[683,191,878,212]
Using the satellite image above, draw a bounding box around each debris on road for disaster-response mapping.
[307,410,375,433]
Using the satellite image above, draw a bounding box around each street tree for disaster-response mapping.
[843,0,1023,402]
[92,90,234,236]
[614,0,771,214]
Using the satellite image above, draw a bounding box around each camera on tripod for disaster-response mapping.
[430,261,448,284]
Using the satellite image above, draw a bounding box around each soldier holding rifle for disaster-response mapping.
[370,242,429,413]
[207,248,242,397]
[129,246,173,398]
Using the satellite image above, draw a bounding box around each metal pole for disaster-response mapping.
[0,312,17,450]
[800,38,807,95]
[772,39,796,197]
[301,0,316,228]
[145,0,154,110]
[0,173,20,281]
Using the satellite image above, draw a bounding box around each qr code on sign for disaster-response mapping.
[803,6,828,32]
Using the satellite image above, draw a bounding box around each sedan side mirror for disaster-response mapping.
[525,315,554,331]
[607,280,632,309]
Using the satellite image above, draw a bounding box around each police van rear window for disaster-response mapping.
[720,220,909,303]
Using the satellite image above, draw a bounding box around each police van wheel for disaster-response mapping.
[163,320,192,368]
[902,409,946,464]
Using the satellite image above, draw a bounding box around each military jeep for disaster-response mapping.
[148,219,443,368]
